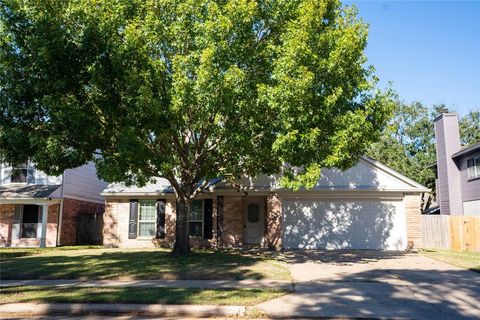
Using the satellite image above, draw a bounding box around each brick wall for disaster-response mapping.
[0,204,15,246]
[405,194,423,249]
[222,196,244,246]
[103,198,224,248]
[103,199,177,248]
[46,204,60,247]
[60,197,105,245]
[266,193,282,250]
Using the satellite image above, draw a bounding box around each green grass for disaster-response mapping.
[420,249,480,272]
[0,286,287,306]
[0,247,290,280]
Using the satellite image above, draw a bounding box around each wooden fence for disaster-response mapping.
[422,215,480,252]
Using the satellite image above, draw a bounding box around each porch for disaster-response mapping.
[0,185,62,248]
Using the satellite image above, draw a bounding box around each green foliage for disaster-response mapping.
[1,0,393,251]
[0,0,392,190]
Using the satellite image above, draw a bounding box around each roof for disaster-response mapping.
[102,157,430,196]
[451,141,480,160]
[0,184,61,199]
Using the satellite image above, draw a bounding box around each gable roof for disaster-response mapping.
[102,157,429,196]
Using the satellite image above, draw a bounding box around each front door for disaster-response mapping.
[244,199,264,244]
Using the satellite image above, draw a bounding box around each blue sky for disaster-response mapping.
[345,0,480,115]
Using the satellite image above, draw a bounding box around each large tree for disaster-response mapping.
[0,0,393,254]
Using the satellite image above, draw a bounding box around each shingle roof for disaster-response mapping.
[103,178,174,194]
[0,184,61,199]
[451,141,480,159]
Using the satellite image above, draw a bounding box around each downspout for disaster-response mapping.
[56,173,65,246]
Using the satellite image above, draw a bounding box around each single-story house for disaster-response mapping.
[102,157,429,250]
[0,162,107,247]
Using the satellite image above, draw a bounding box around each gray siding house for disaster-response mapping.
[434,113,480,216]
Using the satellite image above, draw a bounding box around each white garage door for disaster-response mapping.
[282,199,407,250]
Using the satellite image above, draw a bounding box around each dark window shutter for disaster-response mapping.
[203,199,213,239]
[156,199,166,239]
[128,200,138,239]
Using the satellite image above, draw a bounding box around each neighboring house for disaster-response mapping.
[433,113,480,216]
[102,157,428,250]
[0,162,108,247]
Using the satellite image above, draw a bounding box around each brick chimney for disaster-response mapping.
[434,113,463,215]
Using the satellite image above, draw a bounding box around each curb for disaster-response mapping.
[0,303,246,317]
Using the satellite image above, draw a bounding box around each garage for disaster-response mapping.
[282,198,407,250]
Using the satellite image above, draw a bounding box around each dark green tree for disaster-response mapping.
[1,0,393,254]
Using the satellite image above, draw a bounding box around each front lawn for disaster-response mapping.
[0,286,287,305]
[420,249,480,272]
[0,247,290,280]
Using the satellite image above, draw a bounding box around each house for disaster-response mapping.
[102,157,429,250]
[433,112,480,216]
[0,162,108,247]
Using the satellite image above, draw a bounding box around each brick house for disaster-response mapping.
[102,157,428,250]
[0,162,107,247]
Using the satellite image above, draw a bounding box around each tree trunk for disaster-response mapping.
[172,196,191,255]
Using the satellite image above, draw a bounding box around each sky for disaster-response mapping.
[345,0,480,115]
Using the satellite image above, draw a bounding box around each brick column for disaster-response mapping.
[266,193,282,250]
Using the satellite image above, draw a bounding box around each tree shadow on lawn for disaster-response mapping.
[0,249,285,280]
[281,249,408,265]
[0,286,282,306]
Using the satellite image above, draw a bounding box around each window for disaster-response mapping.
[247,204,260,223]
[11,162,28,183]
[189,200,203,237]
[21,205,39,238]
[467,155,480,179]
[138,201,156,238]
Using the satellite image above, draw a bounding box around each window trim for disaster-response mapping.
[467,155,480,180]
[189,199,204,238]
[137,200,157,239]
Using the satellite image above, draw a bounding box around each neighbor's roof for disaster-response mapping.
[0,184,61,199]
[451,141,480,160]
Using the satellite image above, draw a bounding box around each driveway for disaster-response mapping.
[257,250,480,319]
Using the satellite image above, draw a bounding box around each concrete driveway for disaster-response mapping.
[257,250,480,319]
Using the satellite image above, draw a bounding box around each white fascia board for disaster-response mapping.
[0,198,61,205]
[360,157,430,192]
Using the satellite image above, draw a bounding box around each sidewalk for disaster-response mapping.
[0,303,246,318]
[0,279,294,290]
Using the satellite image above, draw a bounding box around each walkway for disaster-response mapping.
[0,279,293,290]
[257,250,480,320]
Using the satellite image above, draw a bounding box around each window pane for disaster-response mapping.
[475,157,480,178]
[11,163,28,183]
[190,200,203,221]
[22,205,39,223]
[467,158,475,178]
[189,222,203,237]
[248,204,259,223]
[139,201,156,221]
[22,223,37,238]
[139,222,156,237]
